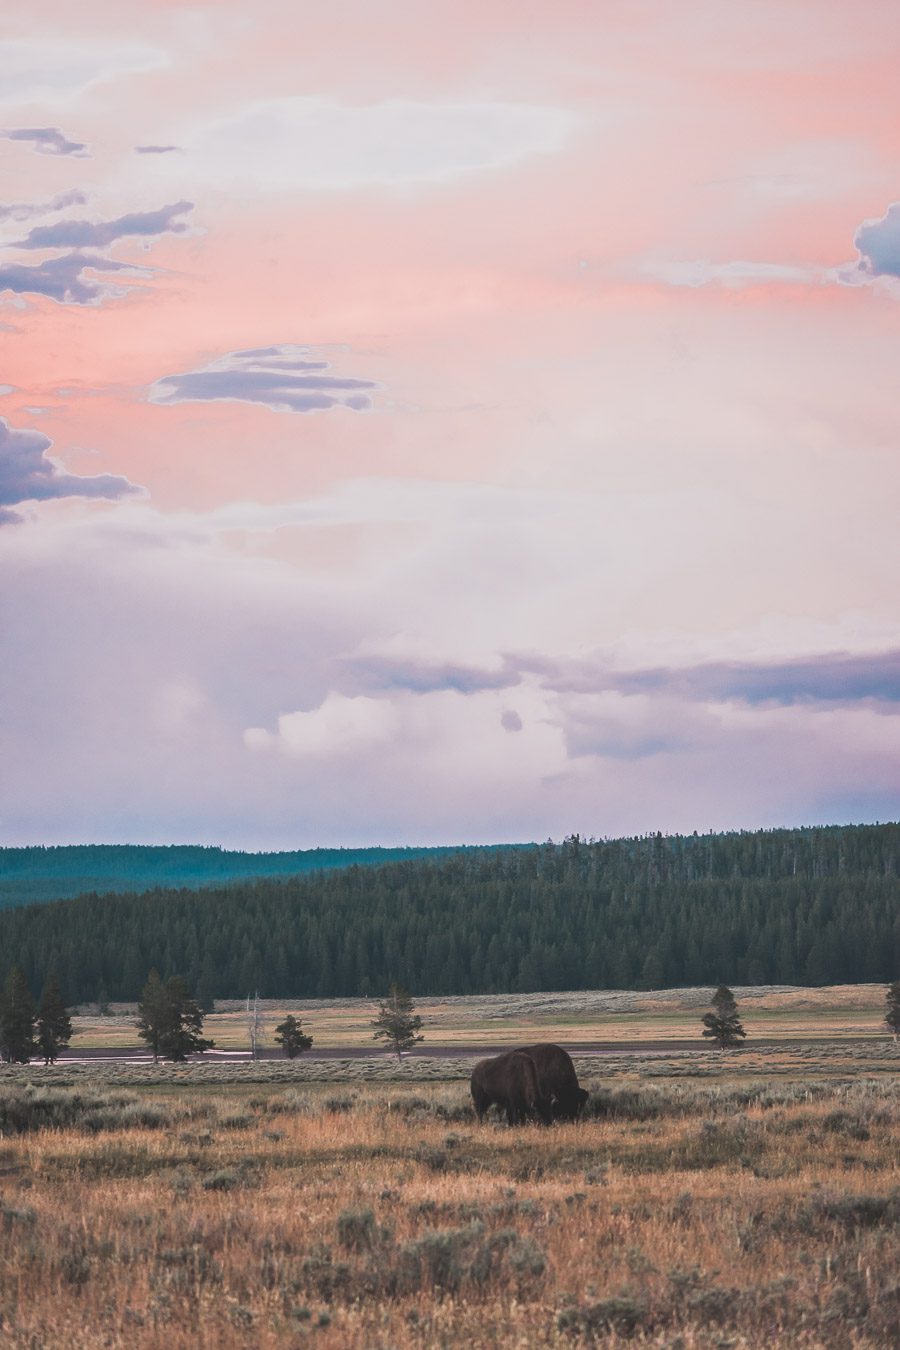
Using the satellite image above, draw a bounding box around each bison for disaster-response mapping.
[517,1043,589,1121]
[470,1050,553,1126]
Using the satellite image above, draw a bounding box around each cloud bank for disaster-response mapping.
[0,252,142,305]
[13,200,193,251]
[3,126,89,156]
[0,419,141,523]
[341,646,900,714]
[121,96,576,201]
[524,648,900,712]
[0,201,194,305]
[0,189,88,225]
[855,202,900,279]
[245,693,398,758]
[648,201,900,293]
[151,346,376,414]
[605,651,900,707]
[0,38,164,105]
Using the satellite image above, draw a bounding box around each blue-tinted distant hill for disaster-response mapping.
[0,843,519,910]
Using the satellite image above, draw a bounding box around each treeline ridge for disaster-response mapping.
[0,823,897,1003]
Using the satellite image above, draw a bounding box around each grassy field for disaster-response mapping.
[1,1017,899,1346]
[71,983,892,1051]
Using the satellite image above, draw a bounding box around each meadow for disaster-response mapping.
[70,982,891,1052]
[0,988,897,1347]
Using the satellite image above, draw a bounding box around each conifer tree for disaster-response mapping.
[0,967,37,1064]
[36,971,73,1064]
[136,969,168,1062]
[885,981,900,1040]
[372,982,423,1062]
[701,984,746,1050]
[137,971,213,1062]
[274,1014,313,1058]
[157,976,214,1062]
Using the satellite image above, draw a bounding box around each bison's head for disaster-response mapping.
[536,1093,554,1126]
[553,1086,590,1121]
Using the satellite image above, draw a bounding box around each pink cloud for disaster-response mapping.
[3,1,900,843]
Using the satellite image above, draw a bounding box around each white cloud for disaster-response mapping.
[246,692,397,758]
[128,96,577,196]
[246,681,567,790]
[0,39,166,107]
[2,497,898,846]
[645,259,832,288]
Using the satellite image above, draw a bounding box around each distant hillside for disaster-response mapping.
[0,843,508,910]
[1,823,897,1003]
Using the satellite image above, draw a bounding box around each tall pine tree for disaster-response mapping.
[701,984,746,1050]
[136,969,168,1062]
[36,971,72,1064]
[0,967,37,1064]
[371,983,423,1062]
[274,1014,313,1059]
[136,971,214,1062]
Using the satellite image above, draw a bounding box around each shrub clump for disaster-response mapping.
[202,1169,241,1192]
[298,1220,546,1302]
[557,1294,650,1339]
[336,1208,377,1251]
[0,1086,192,1135]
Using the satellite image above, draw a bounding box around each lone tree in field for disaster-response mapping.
[136,970,167,1061]
[701,984,746,1050]
[274,1014,313,1059]
[137,970,214,1063]
[0,967,37,1064]
[885,981,900,1040]
[372,983,424,1062]
[36,971,73,1065]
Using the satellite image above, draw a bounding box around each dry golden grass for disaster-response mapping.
[72,983,890,1050]
[1,1055,899,1348]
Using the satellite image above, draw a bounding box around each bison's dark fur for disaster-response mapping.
[517,1043,589,1121]
[470,1050,553,1126]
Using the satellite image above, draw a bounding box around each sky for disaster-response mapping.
[1,0,899,849]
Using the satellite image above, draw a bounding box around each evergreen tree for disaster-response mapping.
[885,981,900,1040]
[274,1014,313,1059]
[195,954,217,1013]
[36,971,72,1064]
[371,983,423,1062]
[157,977,214,1062]
[136,969,168,1062]
[701,984,746,1050]
[0,967,37,1064]
[137,971,214,1062]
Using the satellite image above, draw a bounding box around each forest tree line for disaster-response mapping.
[0,824,897,1004]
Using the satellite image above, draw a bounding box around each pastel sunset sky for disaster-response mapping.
[2,1,898,848]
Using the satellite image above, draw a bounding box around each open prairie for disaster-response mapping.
[69,983,891,1052]
[1,999,898,1348]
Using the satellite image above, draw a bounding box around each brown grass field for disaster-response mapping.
[0,987,898,1347]
[71,983,893,1051]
